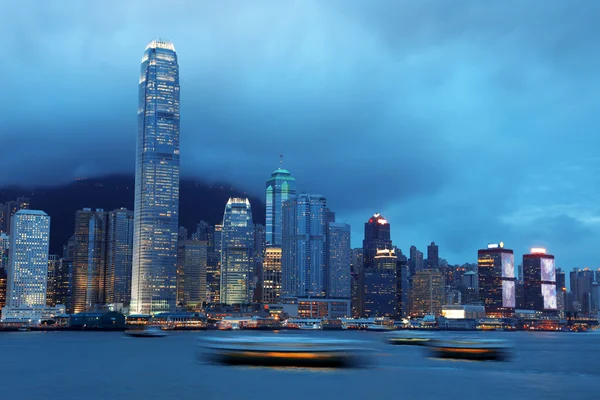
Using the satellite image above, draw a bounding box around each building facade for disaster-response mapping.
[412,269,445,317]
[106,208,134,306]
[220,199,254,304]
[427,242,439,269]
[6,210,50,308]
[131,40,180,314]
[176,240,208,308]
[523,248,557,313]
[262,247,282,304]
[327,222,351,298]
[363,249,398,317]
[265,167,296,246]
[477,243,516,317]
[282,194,328,298]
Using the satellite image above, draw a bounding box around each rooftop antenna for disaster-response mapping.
[280,153,283,167]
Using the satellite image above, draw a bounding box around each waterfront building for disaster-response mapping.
[477,243,516,317]
[441,304,486,319]
[282,194,328,298]
[1,305,65,324]
[360,213,392,316]
[106,208,134,306]
[55,258,73,312]
[265,165,296,246]
[176,240,208,309]
[262,247,282,304]
[297,297,351,319]
[131,40,180,314]
[412,269,445,317]
[397,262,410,318]
[208,224,223,303]
[350,248,363,317]
[220,198,254,304]
[46,254,60,306]
[363,249,398,317]
[427,242,439,269]
[569,268,595,313]
[72,208,107,313]
[556,268,566,315]
[327,222,351,299]
[6,210,50,308]
[523,248,557,313]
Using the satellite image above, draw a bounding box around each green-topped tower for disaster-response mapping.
[265,155,296,246]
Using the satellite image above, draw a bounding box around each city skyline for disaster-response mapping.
[2,2,599,266]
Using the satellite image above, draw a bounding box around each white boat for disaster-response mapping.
[198,335,369,367]
[298,323,322,330]
[425,337,512,361]
[125,325,168,338]
[385,330,434,345]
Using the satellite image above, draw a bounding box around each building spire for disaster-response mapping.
[280,154,283,167]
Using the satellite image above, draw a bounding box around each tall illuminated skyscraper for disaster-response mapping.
[478,242,516,317]
[6,210,50,307]
[131,40,180,314]
[282,194,328,297]
[327,222,351,298]
[265,164,296,246]
[220,199,254,304]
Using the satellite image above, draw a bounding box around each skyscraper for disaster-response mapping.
[282,194,328,297]
[478,243,516,317]
[350,248,363,317]
[2,197,30,234]
[176,240,208,308]
[220,198,254,304]
[412,269,445,317]
[362,214,392,271]
[46,254,60,306]
[409,245,424,275]
[72,209,107,313]
[265,165,296,246]
[569,268,595,312]
[131,40,180,314]
[262,247,282,304]
[327,222,351,298]
[363,249,398,317]
[523,248,557,313]
[427,242,439,269]
[208,224,223,303]
[253,223,266,302]
[106,208,134,306]
[6,210,50,307]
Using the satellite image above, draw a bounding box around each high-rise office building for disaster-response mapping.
[220,198,254,304]
[350,248,363,318]
[327,223,351,298]
[523,248,557,313]
[409,246,424,275]
[176,240,208,309]
[253,223,266,302]
[396,254,410,318]
[208,224,223,303]
[363,249,398,317]
[72,209,107,313]
[362,214,392,271]
[282,194,328,297]
[55,258,73,312]
[6,210,50,307]
[106,208,134,306]
[46,254,60,306]
[569,268,595,313]
[556,268,566,315]
[477,243,516,317]
[265,165,296,246]
[131,40,180,314]
[412,269,445,317]
[427,242,439,269]
[262,247,282,304]
[0,233,9,270]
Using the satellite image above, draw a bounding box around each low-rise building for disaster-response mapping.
[1,305,66,324]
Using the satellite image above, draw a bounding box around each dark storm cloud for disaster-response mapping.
[1,1,599,266]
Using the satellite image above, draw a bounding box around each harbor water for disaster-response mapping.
[1,330,598,399]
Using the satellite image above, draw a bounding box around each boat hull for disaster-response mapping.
[425,339,511,361]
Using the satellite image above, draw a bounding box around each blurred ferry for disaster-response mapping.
[385,331,434,345]
[341,317,395,331]
[198,335,369,367]
[125,325,167,338]
[425,337,511,361]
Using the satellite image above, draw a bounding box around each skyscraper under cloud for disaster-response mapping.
[265,165,296,246]
[131,40,180,314]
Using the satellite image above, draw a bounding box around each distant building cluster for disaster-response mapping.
[1,40,599,326]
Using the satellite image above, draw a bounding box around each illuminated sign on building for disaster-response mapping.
[531,248,546,254]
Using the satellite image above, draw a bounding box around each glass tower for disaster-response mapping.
[282,194,328,297]
[327,222,351,298]
[7,210,51,307]
[265,167,296,246]
[220,198,254,304]
[131,40,180,314]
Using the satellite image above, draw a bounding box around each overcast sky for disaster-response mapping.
[2,1,599,267]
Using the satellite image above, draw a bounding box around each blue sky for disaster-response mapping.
[1,1,599,267]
